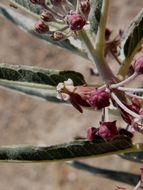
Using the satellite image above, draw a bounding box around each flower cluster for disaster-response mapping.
[30,0,90,41]
[56,55,143,135]
[56,78,110,112]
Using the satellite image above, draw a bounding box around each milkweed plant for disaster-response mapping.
[0,0,143,189]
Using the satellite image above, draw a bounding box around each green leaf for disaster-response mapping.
[122,9,143,58]
[119,9,143,76]
[0,136,133,162]
[0,79,65,104]
[10,0,41,17]
[68,161,139,186]
[0,64,86,86]
[0,5,87,59]
[119,152,143,163]
[88,0,103,34]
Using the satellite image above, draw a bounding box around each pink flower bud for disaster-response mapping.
[87,121,118,141]
[80,0,90,17]
[133,56,143,74]
[66,13,86,31]
[35,20,49,33]
[41,10,54,22]
[30,0,45,5]
[118,104,133,125]
[96,121,118,141]
[88,89,110,109]
[51,31,65,41]
[87,127,98,141]
[105,28,112,41]
[50,0,64,6]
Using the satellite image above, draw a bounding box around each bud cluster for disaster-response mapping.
[56,78,110,112]
[30,0,90,41]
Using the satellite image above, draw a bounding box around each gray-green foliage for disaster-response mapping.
[0,64,86,103]
[88,0,103,33]
[122,9,143,58]
[0,136,132,162]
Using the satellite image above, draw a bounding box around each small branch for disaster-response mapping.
[79,30,116,83]
[125,92,143,101]
[117,87,143,93]
[111,72,138,89]
[133,180,141,190]
[95,0,110,56]
[111,92,142,119]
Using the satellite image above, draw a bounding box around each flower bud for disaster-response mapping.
[41,10,54,22]
[86,127,98,141]
[87,121,119,141]
[66,13,86,31]
[96,121,118,141]
[88,89,110,109]
[51,31,65,41]
[30,0,45,5]
[50,0,64,6]
[34,20,49,33]
[105,28,112,41]
[80,0,90,17]
[133,56,143,74]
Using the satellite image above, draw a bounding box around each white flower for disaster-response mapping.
[56,78,75,101]
[56,82,64,91]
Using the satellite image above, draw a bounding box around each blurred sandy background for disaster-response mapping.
[0,1,143,190]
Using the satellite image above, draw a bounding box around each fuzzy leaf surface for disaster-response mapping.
[0,136,133,162]
[122,9,143,58]
[0,64,86,86]
[0,79,65,103]
[88,0,103,34]
[10,0,41,16]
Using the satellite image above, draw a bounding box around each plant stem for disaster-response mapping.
[79,30,115,83]
[111,72,138,89]
[117,87,143,93]
[79,0,117,84]
[133,181,141,190]
[95,0,110,57]
[111,92,142,119]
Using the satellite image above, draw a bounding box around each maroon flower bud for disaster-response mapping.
[66,13,86,31]
[127,65,134,77]
[30,0,45,5]
[87,127,98,141]
[87,121,119,141]
[34,20,49,33]
[88,89,110,109]
[118,104,133,125]
[51,31,65,41]
[80,0,90,17]
[50,0,64,6]
[133,56,143,74]
[70,93,90,113]
[105,28,112,41]
[96,121,118,141]
[131,98,141,113]
[41,10,54,22]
